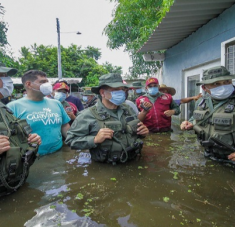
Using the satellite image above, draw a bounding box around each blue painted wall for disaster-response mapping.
[163,4,235,100]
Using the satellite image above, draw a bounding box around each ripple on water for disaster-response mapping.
[24,202,105,227]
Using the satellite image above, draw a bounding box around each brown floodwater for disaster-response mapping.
[0,125,235,227]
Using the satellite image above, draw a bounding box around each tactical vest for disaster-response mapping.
[88,104,143,165]
[193,96,235,161]
[0,102,38,196]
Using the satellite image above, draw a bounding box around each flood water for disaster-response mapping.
[1,125,235,227]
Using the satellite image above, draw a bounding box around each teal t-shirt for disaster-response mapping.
[7,97,70,156]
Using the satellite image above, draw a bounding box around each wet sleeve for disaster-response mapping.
[170,99,181,115]
[65,111,98,150]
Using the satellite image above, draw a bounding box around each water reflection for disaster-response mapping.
[0,127,235,227]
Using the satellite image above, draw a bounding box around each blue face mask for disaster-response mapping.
[207,84,234,100]
[54,92,66,102]
[148,87,159,96]
[106,90,126,106]
[136,88,142,94]
[83,96,88,102]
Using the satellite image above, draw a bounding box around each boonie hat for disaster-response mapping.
[159,84,176,96]
[83,88,94,96]
[146,77,159,86]
[196,66,235,86]
[131,81,142,88]
[53,82,69,92]
[0,62,17,76]
[91,73,129,94]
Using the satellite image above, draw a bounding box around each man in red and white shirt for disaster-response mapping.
[136,78,180,132]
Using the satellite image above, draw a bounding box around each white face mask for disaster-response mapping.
[0,77,14,98]
[207,84,234,100]
[32,82,52,96]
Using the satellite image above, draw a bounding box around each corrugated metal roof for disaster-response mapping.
[138,0,235,53]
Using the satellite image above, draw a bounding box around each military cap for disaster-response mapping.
[83,88,94,96]
[131,81,142,88]
[196,66,235,86]
[0,62,17,76]
[91,73,129,94]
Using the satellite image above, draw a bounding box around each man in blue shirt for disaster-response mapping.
[7,70,70,156]
[55,79,84,111]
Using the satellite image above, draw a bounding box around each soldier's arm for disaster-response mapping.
[170,100,181,115]
[65,111,99,150]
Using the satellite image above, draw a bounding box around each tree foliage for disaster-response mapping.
[102,62,122,74]
[104,0,174,77]
[16,43,121,87]
[0,3,8,47]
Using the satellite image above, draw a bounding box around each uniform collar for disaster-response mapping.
[96,99,125,119]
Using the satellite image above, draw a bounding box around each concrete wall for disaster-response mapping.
[163,4,235,101]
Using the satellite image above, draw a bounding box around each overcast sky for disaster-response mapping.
[1,0,132,75]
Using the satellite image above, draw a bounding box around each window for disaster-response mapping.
[221,37,235,74]
[226,44,235,74]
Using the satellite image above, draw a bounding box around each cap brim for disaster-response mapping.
[196,75,235,86]
[0,67,18,76]
[91,82,129,94]
[131,85,142,89]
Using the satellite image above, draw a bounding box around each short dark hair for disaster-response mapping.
[22,70,47,85]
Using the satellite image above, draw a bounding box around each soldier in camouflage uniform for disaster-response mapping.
[129,81,145,102]
[0,63,41,196]
[181,66,235,164]
[82,88,97,108]
[65,73,149,165]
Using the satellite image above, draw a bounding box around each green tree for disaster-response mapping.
[102,62,122,74]
[104,0,174,77]
[17,43,122,86]
[0,3,8,47]
[0,3,17,69]
[84,46,102,60]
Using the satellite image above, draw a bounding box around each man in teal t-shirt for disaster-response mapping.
[7,70,70,156]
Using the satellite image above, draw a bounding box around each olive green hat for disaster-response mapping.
[0,62,18,76]
[131,81,142,88]
[83,88,94,96]
[196,66,235,86]
[91,73,129,94]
